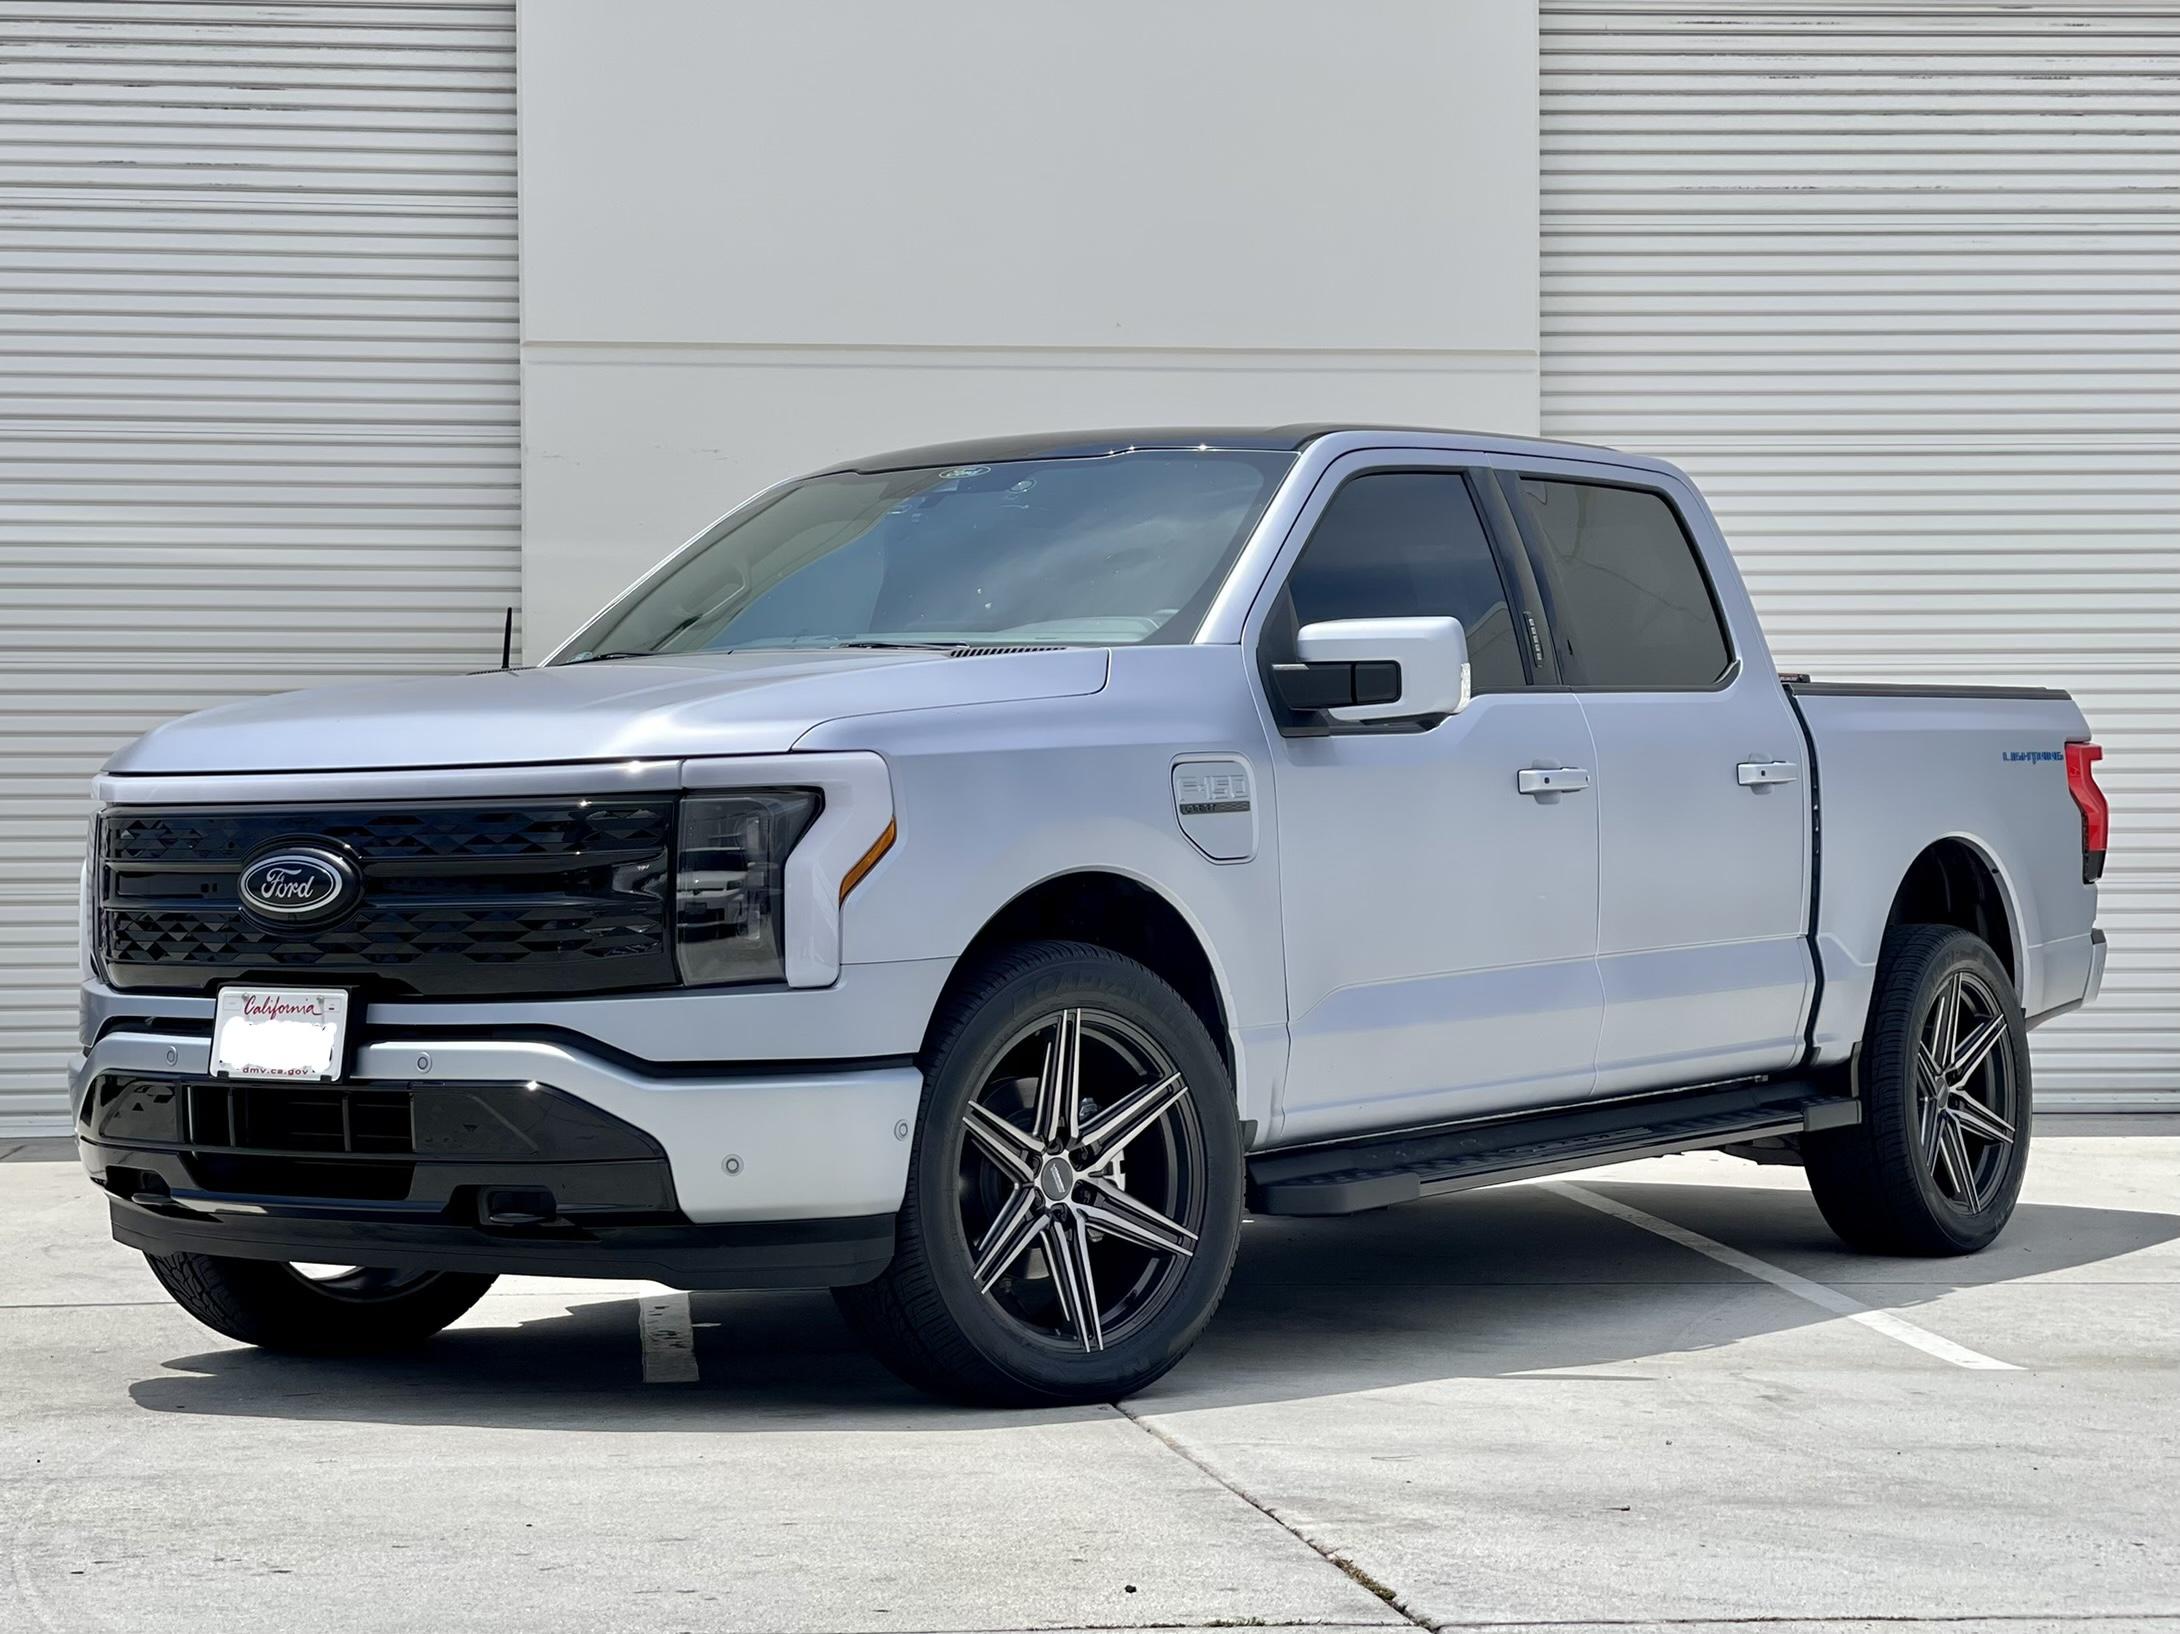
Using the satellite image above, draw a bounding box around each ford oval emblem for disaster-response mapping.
[237,845,359,924]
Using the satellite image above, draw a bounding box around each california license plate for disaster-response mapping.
[212,986,352,1082]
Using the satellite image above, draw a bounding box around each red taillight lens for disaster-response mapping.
[2066,740,2108,883]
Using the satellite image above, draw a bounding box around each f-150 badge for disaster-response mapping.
[1172,758,1255,862]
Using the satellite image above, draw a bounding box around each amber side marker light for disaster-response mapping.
[839,818,897,902]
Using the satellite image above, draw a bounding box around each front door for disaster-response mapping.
[1255,457,1605,1147]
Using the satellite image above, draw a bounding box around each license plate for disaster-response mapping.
[211,986,352,1082]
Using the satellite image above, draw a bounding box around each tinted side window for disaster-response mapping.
[1283,472,1524,692]
[1515,479,1731,689]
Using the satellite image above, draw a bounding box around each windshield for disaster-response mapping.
[556,449,1292,660]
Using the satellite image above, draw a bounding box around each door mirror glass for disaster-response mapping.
[1284,616,1470,724]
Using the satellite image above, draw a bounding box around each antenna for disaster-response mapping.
[500,605,515,669]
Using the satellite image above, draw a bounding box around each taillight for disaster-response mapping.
[2066,740,2108,884]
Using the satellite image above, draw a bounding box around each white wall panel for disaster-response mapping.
[0,0,520,1132]
[1540,2,2180,1107]
[516,0,1543,645]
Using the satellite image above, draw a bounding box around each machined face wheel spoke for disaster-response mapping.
[1045,1207,1104,1352]
[1080,1071,1187,1169]
[972,1184,1050,1291]
[1917,1042,1947,1096]
[1031,1009,1085,1148]
[1927,973,1963,1065]
[1916,1060,1948,1154]
[1930,1111,1968,1198]
[1940,1116,1983,1209]
[963,1100,1039,1184]
[1948,1091,2016,1146]
[1946,1015,2007,1089]
[1078,1176,1198,1260]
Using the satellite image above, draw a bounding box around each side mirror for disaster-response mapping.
[1275,616,1471,726]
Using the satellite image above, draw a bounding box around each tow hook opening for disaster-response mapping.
[118,1168,171,1208]
[105,1167,185,1214]
[477,1186,558,1228]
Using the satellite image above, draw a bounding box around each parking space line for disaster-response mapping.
[1549,1181,2020,1372]
[638,1291,700,1383]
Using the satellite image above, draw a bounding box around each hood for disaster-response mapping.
[104,647,1110,775]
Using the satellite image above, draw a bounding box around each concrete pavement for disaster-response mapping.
[4,1124,2176,1633]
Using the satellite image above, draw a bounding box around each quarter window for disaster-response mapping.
[1514,478,1731,689]
[1282,472,1525,693]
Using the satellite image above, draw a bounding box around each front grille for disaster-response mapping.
[99,799,676,997]
[184,1081,414,1155]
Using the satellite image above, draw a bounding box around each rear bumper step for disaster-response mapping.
[1248,1082,1859,1216]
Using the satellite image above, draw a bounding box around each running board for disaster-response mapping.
[1247,1082,1861,1217]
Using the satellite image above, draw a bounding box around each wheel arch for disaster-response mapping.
[1884,835,2022,992]
[934,869,1236,1080]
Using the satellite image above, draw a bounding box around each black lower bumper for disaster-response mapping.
[105,1191,896,1290]
[79,1073,894,1290]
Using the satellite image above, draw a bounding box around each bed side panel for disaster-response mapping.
[1797,689,2096,1061]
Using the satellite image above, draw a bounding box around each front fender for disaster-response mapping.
[802,648,1288,1135]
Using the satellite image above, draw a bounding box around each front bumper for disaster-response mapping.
[73,1030,923,1290]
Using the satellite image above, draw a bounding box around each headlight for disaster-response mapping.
[80,811,104,983]
[674,790,819,986]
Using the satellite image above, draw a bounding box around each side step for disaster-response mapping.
[1248,1081,1860,1217]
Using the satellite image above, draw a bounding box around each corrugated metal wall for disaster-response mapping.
[1539,1,2180,1108]
[0,1,521,1132]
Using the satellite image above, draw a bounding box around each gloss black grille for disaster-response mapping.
[99,799,676,997]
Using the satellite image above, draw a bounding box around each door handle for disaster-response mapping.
[1517,766,1591,796]
[1737,760,1799,787]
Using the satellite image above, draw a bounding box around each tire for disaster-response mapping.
[836,940,1244,1406]
[145,1253,496,1353]
[1804,923,2031,1256]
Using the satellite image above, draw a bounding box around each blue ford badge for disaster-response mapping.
[237,846,359,923]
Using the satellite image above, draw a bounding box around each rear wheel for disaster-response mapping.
[1805,924,2030,1255]
[146,1252,495,1352]
[837,940,1244,1405]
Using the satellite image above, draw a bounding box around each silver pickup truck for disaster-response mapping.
[75,426,2109,1404]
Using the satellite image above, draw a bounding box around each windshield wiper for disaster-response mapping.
[563,607,716,664]
[830,638,970,652]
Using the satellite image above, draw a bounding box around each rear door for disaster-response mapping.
[1496,462,1813,1094]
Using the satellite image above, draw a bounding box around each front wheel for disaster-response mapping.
[146,1253,496,1352]
[1805,924,2031,1255]
[837,941,1244,1405]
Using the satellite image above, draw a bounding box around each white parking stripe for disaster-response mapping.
[1549,1181,2020,1372]
[638,1292,700,1383]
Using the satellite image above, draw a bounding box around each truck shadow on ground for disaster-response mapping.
[127,1178,2179,1431]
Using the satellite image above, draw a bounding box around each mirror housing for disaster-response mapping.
[1280,616,1470,726]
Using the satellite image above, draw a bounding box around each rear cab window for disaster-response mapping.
[1505,476,1733,690]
